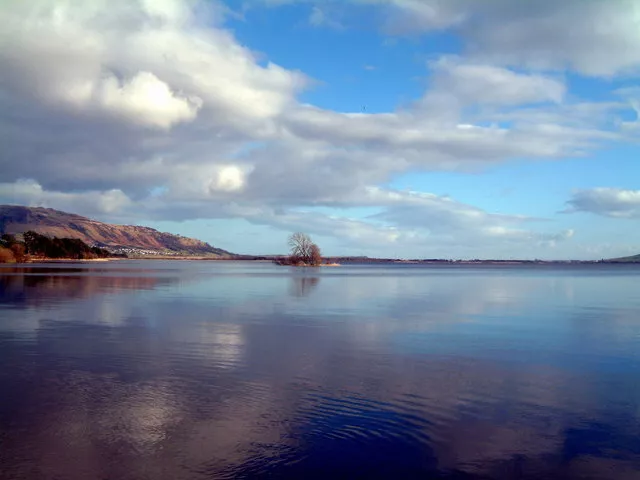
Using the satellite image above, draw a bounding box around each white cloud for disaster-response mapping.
[140,0,193,24]
[209,165,249,193]
[279,103,604,173]
[0,0,306,131]
[95,72,202,129]
[0,179,132,215]
[60,71,203,129]
[361,187,573,248]
[428,58,566,106]
[565,188,640,218]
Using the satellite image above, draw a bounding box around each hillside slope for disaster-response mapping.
[0,205,234,257]
[607,254,640,263]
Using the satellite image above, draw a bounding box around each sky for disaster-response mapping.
[0,0,640,260]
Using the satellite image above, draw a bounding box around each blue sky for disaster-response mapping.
[1,0,639,259]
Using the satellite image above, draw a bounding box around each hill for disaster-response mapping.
[606,254,640,263]
[0,205,234,257]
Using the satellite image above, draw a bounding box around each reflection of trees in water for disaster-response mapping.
[0,273,174,306]
[289,275,320,297]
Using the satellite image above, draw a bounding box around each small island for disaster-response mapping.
[274,232,338,267]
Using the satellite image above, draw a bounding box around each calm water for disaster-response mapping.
[2,261,640,479]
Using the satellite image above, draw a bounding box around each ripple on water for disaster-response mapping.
[4,262,640,479]
[214,391,444,479]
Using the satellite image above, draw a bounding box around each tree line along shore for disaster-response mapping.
[0,231,126,263]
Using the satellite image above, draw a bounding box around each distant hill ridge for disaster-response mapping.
[0,205,233,257]
[607,254,640,263]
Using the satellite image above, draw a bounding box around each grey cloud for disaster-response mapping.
[235,188,574,254]
[373,0,640,76]
[0,179,133,216]
[259,0,640,77]
[363,188,574,248]
[460,0,640,77]
[427,57,566,106]
[282,104,609,171]
[565,188,640,218]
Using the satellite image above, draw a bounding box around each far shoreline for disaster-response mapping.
[5,257,639,266]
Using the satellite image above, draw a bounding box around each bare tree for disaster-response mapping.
[287,232,322,266]
[288,232,312,262]
[310,243,322,266]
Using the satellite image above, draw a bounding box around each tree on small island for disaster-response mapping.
[276,232,323,266]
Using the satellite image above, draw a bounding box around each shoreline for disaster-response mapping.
[4,258,638,266]
[32,258,119,263]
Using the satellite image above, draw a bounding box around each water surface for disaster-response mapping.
[2,261,640,479]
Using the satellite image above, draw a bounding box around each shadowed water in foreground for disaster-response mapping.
[2,261,640,479]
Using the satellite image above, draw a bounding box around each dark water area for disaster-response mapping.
[2,261,640,479]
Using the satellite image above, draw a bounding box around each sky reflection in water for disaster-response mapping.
[2,261,640,479]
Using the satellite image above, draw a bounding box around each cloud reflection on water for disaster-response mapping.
[1,263,640,478]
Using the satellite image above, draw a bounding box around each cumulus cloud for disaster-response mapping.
[565,188,640,218]
[0,0,305,129]
[0,179,132,215]
[53,70,202,129]
[0,0,305,192]
[88,72,202,129]
[209,166,249,193]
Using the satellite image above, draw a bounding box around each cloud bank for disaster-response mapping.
[0,0,637,257]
